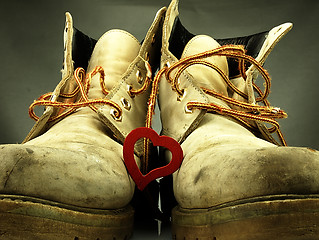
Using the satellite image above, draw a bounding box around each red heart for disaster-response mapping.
[123,127,183,191]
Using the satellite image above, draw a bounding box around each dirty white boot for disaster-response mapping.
[0,8,165,240]
[158,0,319,239]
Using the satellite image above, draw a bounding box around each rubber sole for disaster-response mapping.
[172,195,319,240]
[0,194,134,240]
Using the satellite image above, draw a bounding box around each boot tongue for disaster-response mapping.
[86,30,141,99]
[180,35,229,97]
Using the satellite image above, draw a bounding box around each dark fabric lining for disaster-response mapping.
[168,17,269,78]
[72,28,97,71]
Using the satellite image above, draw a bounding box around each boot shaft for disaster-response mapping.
[159,0,292,145]
[24,9,166,157]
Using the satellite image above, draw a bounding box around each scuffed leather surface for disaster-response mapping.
[160,0,207,143]
[0,8,166,209]
[0,142,134,209]
[162,0,319,211]
[174,114,319,208]
[97,8,166,156]
[1,30,139,209]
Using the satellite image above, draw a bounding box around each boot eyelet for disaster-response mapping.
[164,61,170,68]
[120,97,131,111]
[136,70,144,84]
[177,89,186,102]
[49,94,57,101]
[110,108,122,121]
[184,104,193,114]
[127,85,134,98]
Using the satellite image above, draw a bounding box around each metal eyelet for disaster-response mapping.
[121,97,131,111]
[127,84,134,98]
[184,104,193,114]
[164,61,171,68]
[177,89,186,102]
[49,94,57,101]
[110,108,122,121]
[136,69,143,84]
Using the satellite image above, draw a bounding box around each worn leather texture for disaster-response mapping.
[97,9,165,156]
[0,8,166,209]
[161,0,319,209]
[175,114,319,208]
[159,0,207,143]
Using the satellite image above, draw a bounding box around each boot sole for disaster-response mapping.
[0,194,134,240]
[172,194,319,240]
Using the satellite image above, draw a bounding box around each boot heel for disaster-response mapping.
[172,197,319,240]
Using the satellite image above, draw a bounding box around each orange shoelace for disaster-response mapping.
[144,45,287,165]
[29,65,152,123]
[29,45,287,174]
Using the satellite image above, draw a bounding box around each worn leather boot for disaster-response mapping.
[0,8,165,240]
[158,0,319,239]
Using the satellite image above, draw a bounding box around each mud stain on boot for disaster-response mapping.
[194,168,204,185]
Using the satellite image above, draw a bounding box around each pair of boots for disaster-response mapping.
[1,0,319,239]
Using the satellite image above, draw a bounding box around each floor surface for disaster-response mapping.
[132,220,172,240]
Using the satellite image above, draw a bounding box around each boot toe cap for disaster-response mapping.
[174,145,319,208]
[0,144,134,209]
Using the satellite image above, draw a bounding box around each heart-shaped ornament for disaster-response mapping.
[123,127,183,191]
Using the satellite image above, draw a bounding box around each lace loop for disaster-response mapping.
[172,45,286,146]
[29,64,152,123]
[144,44,287,152]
